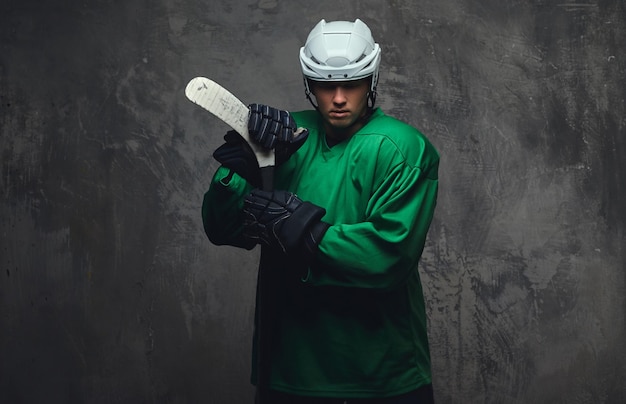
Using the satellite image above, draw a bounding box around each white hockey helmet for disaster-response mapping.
[299,19,381,95]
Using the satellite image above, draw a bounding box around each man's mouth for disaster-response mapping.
[329,110,349,118]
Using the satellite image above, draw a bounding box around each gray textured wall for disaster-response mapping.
[1,0,625,403]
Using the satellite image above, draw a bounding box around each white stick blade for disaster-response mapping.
[185,77,275,167]
[185,77,249,137]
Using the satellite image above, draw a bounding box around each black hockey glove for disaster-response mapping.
[213,130,263,188]
[248,103,309,154]
[243,189,330,257]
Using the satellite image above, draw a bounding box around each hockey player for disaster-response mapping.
[202,19,439,403]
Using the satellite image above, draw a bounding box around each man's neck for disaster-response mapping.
[323,109,373,147]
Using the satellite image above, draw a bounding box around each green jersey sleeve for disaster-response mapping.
[313,160,438,290]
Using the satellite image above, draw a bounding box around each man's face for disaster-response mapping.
[310,78,370,146]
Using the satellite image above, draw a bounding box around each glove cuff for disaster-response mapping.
[280,201,326,251]
[302,221,330,258]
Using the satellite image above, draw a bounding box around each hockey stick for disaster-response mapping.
[185,77,275,403]
[184,76,275,190]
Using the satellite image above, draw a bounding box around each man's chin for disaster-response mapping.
[327,116,354,129]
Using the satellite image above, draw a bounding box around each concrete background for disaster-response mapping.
[1,0,624,403]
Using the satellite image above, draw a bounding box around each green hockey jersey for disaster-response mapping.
[202,108,439,398]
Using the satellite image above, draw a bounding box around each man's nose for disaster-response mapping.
[332,87,347,104]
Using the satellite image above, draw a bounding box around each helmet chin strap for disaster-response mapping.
[304,77,320,111]
[361,91,376,124]
[305,90,319,111]
[367,89,377,109]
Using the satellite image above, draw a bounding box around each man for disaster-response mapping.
[202,19,439,403]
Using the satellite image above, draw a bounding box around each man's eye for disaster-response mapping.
[318,83,336,90]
